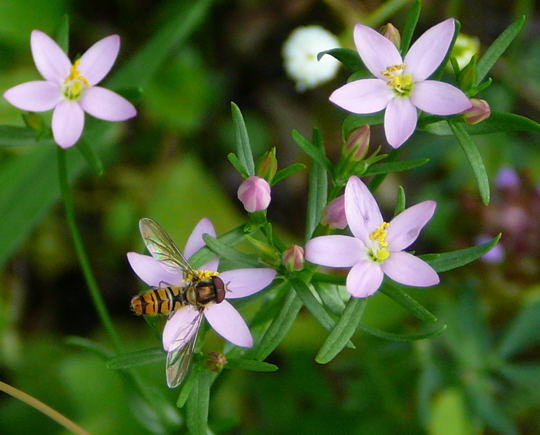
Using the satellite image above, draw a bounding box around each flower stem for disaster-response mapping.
[57,148,122,352]
[0,380,89,435]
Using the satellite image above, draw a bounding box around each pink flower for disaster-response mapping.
[237,176,271,213]
[4,30,136,148]
[330,19,471,148]
[127,218,276,350]
[305,176,439,298]
[321,195,347,229]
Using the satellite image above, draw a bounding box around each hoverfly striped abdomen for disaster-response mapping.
[130,286,184,316]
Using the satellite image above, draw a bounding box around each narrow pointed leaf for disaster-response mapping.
[369,149,401,192]
[497,299,540,359]
[357,321,447,342]
[476,15,526,85]
[106,347,164,369]
[202,234,260,268]
[227,152,249,178]
[380,281,438,323]
[313,282,346,317]
[400,0,421,54]
[394,186,406,215]
[55,14,70,53]
[496,363,540,388]
[189,225,247,269]
[231,102,255,176]
[76,140,104,176]
[316,298,367,364]
[186,370,212,435]
[64,336,112,359]
[449,120,490,205]
[421,234,501,272]
[272,163,306,185]
[291,129,332,172]
[176,370,198,408]
[317,48,364,72]
[363,158,430,176]
[226,358,278,372]
[0,126,53,147]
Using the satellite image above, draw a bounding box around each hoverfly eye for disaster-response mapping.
[212,276,226,303]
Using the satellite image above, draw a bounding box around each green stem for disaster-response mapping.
[57,148,122,352]
[312,272,346,285]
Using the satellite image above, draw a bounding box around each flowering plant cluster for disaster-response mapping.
[0,4,538,433]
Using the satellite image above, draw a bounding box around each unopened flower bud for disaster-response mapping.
[283,245,304,271]
[321,195,347,229]
[237,176,271,213]
[463,99,490,125]
[256,147,278,182]
[381,23,400,48]
[343,125,370,161]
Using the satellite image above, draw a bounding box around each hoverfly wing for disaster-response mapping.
[139,218,195,275]
[166,308,204,388]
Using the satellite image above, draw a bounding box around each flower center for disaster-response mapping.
[367,222,390,263]
[185,269,219,282]
[62,60,89,101]
[382,64,413,97]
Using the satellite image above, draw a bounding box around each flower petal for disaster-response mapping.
[78,34,120,85]
[353,24,403,79]
[31,30,71,83]
[305,235,365,268]
[346,260,384,298]
[410,80,472,115]
[204,300,253,347]
[382,251,439,287]
[384,97,417,148]
[184,218,216,260]
[162,305,200,351]
[127,252,183,287]
[344,175,383,242]
[52,100,85,148]
[79,86,136,121]
[387,201,436,251]
[329,79,393,114]
[219,268,277,299]
[4,81,60,111]
[404,18,455,81]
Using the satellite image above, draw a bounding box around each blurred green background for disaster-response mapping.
[0,0,539,433]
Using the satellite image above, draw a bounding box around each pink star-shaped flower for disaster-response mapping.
[4,30,136,148]
[305,176,439,298]
[127,218,277,351]
[330,19,472,148]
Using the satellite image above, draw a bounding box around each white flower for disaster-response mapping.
[282,25,340,91]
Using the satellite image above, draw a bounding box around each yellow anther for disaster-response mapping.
[370,222,389,247]
[65,59,90,86]
[376,247,390,262]
[62,59,90,100]
[381,64,413,97]
[185,270,219,281]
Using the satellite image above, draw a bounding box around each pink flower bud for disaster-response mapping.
[237,176,271,213]
[343,125,370,161]
[283,245,304,271]
[321,195,347,229]
[463,98,490,125]
[256,148,278,182]
[381,23,401,49]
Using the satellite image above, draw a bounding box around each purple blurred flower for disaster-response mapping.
[306,176,439,298]
[476,235,504,264]
[330,19,471,148]
[496,167,520,190]
[127,218,276,350]
[4,30,136,148]
[321,194,347,229]
[237,176,271,213]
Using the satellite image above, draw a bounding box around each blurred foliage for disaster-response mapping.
[0,0,539,433]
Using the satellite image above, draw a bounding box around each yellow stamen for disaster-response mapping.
[381,64,413,97]
[185,270,219,281]
[368,222,391,263]
[62,59,89,101]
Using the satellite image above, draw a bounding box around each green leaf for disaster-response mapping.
[422,234,501,272]
[357,321,447,342]
[186,370,213,435]
[317,48,364,72]
[316,298,366,364]
[0,126,53,147]
[251,288,302,361]
[449,119,490,205]
[106,347,164,369]
[227,152,249,178]
[380,281,438,323]
[497,299,540,359]
[115,86,144,105]
[476,15,526,86]
[369,148,401,192]
[394,186,406,215]
[291,279,354,349]
[226,358,278,372]
[54,14,69,52]
[64,335,112,360]
[231,102,255,176]
[189,225,246,269]
[291,129,332,172]
[429,388,475,435]
[272,163,306,185]
[420,111,540,136]
[304,130,328,242]
[76,140,104,176]
[363,158,430,176]
[496,363,540,389]
[400,0,421,54]
[312,282,346,317]
[342,113,384,140]
[202,234,261,268]
[176,370,198,409]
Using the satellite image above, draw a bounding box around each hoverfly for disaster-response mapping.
[130,218,226,388]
